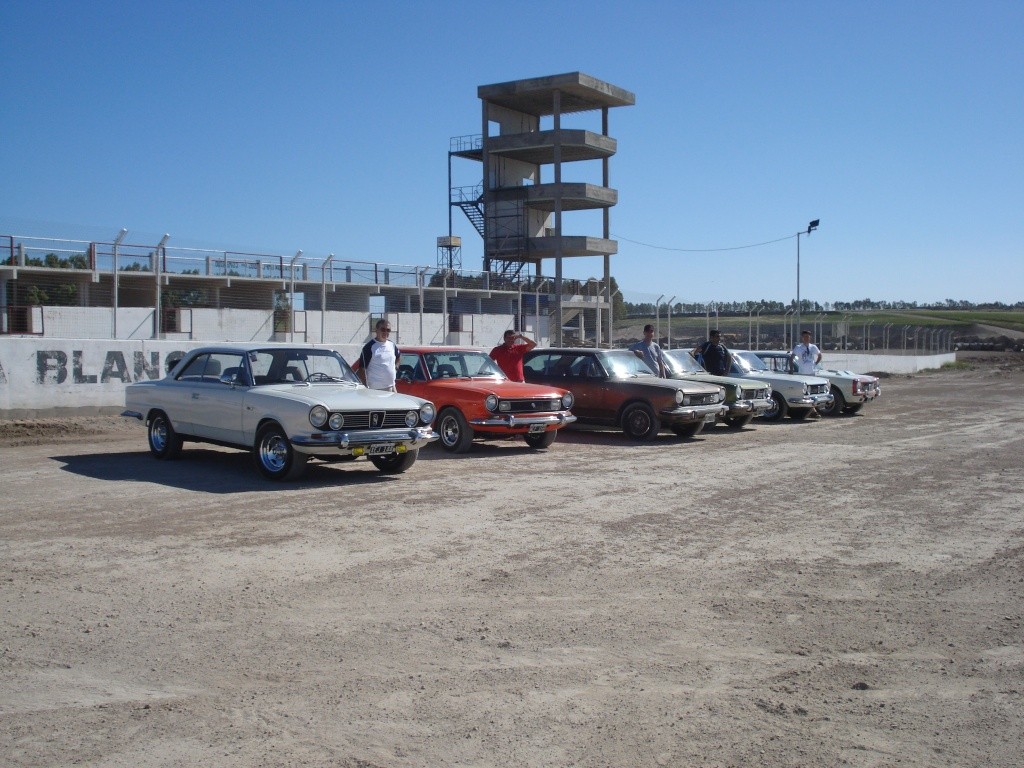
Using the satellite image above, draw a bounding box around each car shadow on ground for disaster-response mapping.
[418,439,551,460]
[553,425,711,447]
[52,447,415,492]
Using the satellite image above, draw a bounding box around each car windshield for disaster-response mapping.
[733,351,769,373]
[422,351,507,380]
[603,350,658,377]
[248,348,360,385]
[664,350,706,374]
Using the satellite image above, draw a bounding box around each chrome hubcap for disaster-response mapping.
[260,435,288,471]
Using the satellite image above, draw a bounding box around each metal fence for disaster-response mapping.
[1,232,623,341]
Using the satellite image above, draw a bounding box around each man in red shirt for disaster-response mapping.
[489,330,537,382]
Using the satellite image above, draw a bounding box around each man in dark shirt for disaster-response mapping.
[694,329,732,375]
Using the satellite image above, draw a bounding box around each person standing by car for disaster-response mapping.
[489,330,537,382]
[693,329,732,375]
[359,319,400,391]
[629,324,667,377]
[792,330,823,375]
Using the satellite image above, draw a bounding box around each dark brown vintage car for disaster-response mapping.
[522,348,726,440]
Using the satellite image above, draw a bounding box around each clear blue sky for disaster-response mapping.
[2,0,1021,306]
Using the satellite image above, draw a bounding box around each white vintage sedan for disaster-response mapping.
[123,345,437,480]
[752,350,881,417]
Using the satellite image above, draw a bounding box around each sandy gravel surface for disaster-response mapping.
[2,364,1022,767]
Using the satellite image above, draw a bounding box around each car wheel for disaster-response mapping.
[818,386,846,417]
[762,392,787,421]
[370,449,418,474]
[621,402,660,440]
[524,429,557,449]
[844,403,863,415]
[255,423,308,480]
[723,415,753,429]
[671,422,705,438]
[147,411,183,459]
[437,407,474,453]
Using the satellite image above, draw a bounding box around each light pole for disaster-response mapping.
[111,228,128,339]
[153,233,169,339]
[665,296,676,349]
[535,278,549,345]
[755,305,764,350]
[655,294,664,344]
[609,288,622,348]
[795,219,819,339]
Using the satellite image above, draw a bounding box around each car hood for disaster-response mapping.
[422,378,567,398]
[610,376,721,395]
[817,368,878,383]
[734,371,830,388]
[251,383,430,410]
[666,372,769,390]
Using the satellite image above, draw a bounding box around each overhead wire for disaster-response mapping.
[611,232,797,253]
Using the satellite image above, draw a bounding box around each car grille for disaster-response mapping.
[338,410,412,429]
[740,386,770,400]
[500,398,563,413]
[808,383,829,396]
[690,393,721,406]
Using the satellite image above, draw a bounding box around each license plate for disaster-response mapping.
[704,413,717,424]
[366,443,395,455]
[528,424,546,434]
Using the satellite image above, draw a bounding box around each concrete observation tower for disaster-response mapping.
[448,72,635,346]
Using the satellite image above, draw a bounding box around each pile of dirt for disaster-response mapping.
[0,416,140,446]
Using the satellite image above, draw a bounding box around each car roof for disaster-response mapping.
[399,346,490,353]
[524,347,607,354]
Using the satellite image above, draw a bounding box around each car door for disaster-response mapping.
[394,352,432,400]
[186,352,247,443]
[525,352,604,422]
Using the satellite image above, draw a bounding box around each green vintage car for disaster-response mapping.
[662,349,773,429]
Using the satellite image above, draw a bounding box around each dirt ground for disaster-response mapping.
[2,356,1022,767]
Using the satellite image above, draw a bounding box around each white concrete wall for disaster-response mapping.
[35,306,156,339]
[0,336,953,417]
[821,352,955,375]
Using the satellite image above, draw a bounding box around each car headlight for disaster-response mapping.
[419,403,435,425]
[718,387,726,402]
[561,392,574,409]
[328,413,344,430]
[485,394,499,412]
[675,389,685,405]
[802,384,809,395]
[309,405,329,428]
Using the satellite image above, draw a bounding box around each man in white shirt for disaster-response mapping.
[359,319,399,391]
[791,330,822,375]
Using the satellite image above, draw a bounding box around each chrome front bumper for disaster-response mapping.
[787,393,834,408]
[660,404,728,423]
[292,426,438,455]
[469,412,577,428]
[726,398,773,416]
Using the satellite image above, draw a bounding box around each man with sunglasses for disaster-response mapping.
[359,318,400,391]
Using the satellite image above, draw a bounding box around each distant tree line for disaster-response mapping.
[622,297,1024,316]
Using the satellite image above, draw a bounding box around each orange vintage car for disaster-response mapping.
[351,346,576,453]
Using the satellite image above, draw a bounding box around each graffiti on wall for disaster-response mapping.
[32,350,185,384]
